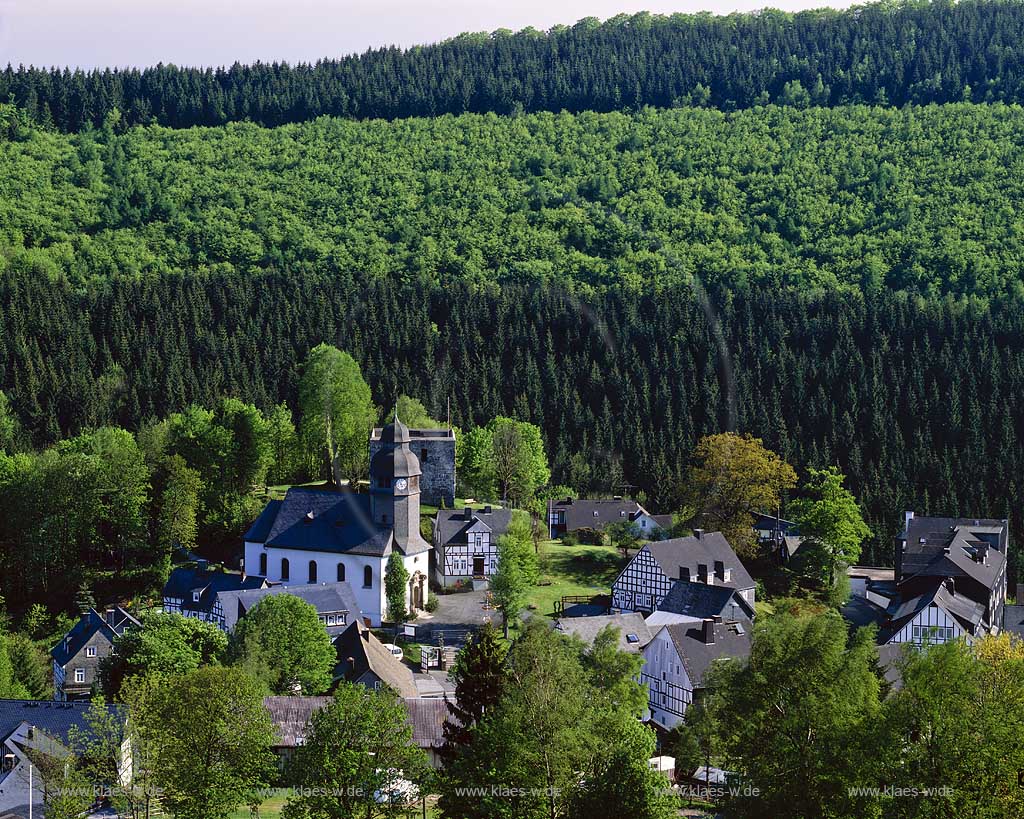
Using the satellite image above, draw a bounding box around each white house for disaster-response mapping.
[243,414,431,626]
[611,531,755,614]
[642,618,751,730]
[881,579,985,646]
[432,505,513,587]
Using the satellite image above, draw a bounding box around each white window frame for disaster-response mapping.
[86,646,97,658]
[74,668,86,683]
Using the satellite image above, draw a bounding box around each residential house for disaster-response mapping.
[433,505,513,587]
[243,415,432,626]
[884,513,1010,644]
[611,531,755,614]
[50,607,140,702]
[547,497,670,540]
[0,699,130,818]
[554,612,653,654]
[332,621,419,698]
[643,618,751,730]
[162,564,268,628]
[752,513,802,562]
[217,581,364,635]
[264,695,449,768]
[370,425,455,507]
[645,580,754,629]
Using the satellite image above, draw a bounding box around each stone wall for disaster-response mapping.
[370,429,456,507]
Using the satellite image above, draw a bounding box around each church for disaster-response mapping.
[242,414,431,626]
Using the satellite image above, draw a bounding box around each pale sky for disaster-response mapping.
[0,0,853,70]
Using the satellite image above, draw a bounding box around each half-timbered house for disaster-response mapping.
[611,531,754,614]
[432,505,512,587]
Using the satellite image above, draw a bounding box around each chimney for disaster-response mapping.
[239,557,247,581]
[196,558,208,572]
[702,619,715,644]
[714,560,725,581]
[904,511,914,531]
[694,529,704,540]
[464,507,473,521]
[943,578,955,595]
[105,608,116,627]
[565,497,573,505]
[483,505,492,514]
[613,495,623,501]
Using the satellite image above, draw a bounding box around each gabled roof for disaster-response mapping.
[219,582,363,634]
[751,514,799,534]
[333,622,418,698]
[244,499,282,542]
[644,533,754,591]
[1003,605,1024,640]
[900,516,1008,591]
[435,507,514,548]
[555,613,653,653]
[163,566,266,609]
[550,497,661,532]
[403,697,447,749]
[50,607,140,667]
[660,620,751,688]
[658,580,753,622]
[0,699,125,746]
[251,487,394,557]
[881,579,985,641]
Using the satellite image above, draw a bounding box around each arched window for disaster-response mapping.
[281,558,290,581]
[363,566,372,588]
[259,553,267,576]
[308,560,318,583]
[337,562,345,582]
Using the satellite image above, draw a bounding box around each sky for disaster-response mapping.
[0,0,853,70]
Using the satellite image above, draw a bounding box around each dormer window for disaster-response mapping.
[192,591,201,603]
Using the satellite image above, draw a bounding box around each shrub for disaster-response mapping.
[425,596,439,613]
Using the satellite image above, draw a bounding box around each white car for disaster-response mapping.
[381,643,404,658]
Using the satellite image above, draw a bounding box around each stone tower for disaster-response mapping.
[369,412,430,554]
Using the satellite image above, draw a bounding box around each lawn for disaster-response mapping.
[525,540,626,618]
[227,795,288,818]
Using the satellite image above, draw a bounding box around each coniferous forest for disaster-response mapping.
[7,0,1024,131]
[2,0,1024,581]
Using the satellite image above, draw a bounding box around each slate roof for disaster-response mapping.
[50,607,140,667]
[163,566,266,608]
[840,595,889,631]
[875,643,906,693]
[751,514,799,535]
[0,699,125,745]
[250,487,394,557]
[434,507,514,547]
[218,581,363,634]
[881,579,985,641]
[244,499,282,542]
[555,613,653,653]
[658,580,754,622]
[550,497,660,532]
[899,517,1007,590]
[644,533,754,591]
[333,621,419,698]
[263,695,447,750]
[1002,605,1024,640]
[264,696,331,747]
[662,620,752,688]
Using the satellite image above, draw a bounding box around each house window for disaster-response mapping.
[421,448,429,462]
[192,591,201,603]
[337,562,345,582]
[75,668,86,683]
[259,553,267,575]
[308,560,318,583]
[363,566,372,588]
[86,646,97,658]
[281,558,290,581]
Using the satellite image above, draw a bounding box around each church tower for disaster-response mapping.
[369,412,430,555]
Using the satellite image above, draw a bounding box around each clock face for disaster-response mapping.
[395,478,408,491]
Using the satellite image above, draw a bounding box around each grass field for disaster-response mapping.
[227,795,288,818]
[525,540,626,618]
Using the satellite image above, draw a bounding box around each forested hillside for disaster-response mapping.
[2,266,1021,572]
[4,102,1024,296]
[6,0,1024,130]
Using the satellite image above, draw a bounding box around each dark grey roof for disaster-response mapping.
[645,534,754,591]
[244,499,282,542]
[550,497,656,532]
[371,445,421,480]
[555,613,653,653]
[839,595,889,631]
[876,643,906,693]
[378,415,411,444]
[881,580,985,641]
[0,699,125,746]
[254,487,393,557]
[50,607,140,667]
[219,581,363,633]
[751,514,799,535]
[264,695,332,747]
[163,566,266,610]
[435,507,514,547]
[659,581,753,621]
[663,620,752,688]
[1002,605,1024,640]
[333,622,418,698]
[403,697,447,748]
[900,516,1007,590]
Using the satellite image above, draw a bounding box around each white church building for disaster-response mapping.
[243,414,431,626]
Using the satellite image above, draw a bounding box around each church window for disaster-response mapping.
[281,558,290,580]
[259,553,267,575]
[363,566,372,588]
[308,560,318,583]
[337,562,345,582]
